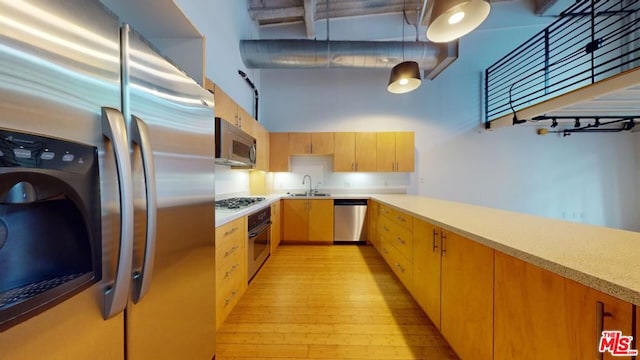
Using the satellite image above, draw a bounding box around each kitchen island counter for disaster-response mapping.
[371,194,640,306]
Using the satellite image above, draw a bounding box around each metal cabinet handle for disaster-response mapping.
[382,226,390,232]
[395,262,405,273]
[432,229,439,252]
[224,245,239,258]
[224,264,240,279]
[101,107,134,319]
[130,115,158,304]
[382,247,389,254]
[441,231,447,255]
[396,237,405,245]
[224,290,238,307]
[224,227,238,237]
[595,301,613,360]
[396,216,406,222]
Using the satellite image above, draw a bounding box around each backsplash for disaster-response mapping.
[269,156,409,194]
[215,164,250,197]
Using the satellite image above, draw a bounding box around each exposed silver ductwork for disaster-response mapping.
[240,40,458,80]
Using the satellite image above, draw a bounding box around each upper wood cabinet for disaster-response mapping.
[212,83,257,137]
[376,132,415,172]
[289,132,334,155]
[269,132,289,172]
[494,252,634,360]
[333,132,377,172]
[255,123,269,172]
[282,199,333,243]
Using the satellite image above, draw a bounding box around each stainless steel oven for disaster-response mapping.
[247,206,271,282]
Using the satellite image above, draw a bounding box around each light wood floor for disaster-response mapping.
[216,245,458,360]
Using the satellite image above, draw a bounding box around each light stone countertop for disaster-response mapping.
[371,194,640,306]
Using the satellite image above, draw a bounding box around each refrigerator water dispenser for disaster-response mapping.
[0,129,101,331]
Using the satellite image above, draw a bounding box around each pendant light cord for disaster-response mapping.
[401,0,405,61]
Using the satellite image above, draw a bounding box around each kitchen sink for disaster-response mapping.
[288,193,331,197]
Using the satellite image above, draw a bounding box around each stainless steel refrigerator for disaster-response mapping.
[0,1,216,359]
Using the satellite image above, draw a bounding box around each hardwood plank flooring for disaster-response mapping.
[216,245,458,359]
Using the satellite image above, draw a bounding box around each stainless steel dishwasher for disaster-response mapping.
[333,199,368,243]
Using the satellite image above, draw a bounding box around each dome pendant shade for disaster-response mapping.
[426,0,491,43]
[387,61,422,94]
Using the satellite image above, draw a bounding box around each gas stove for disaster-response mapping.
[215,197,266,210]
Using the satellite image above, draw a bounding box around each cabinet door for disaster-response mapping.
[270,201,281,254]
[440,231,494,360]
[269,132,289,172]
[355,132,377,172]
[308,199,334,242]
[494,252,634,360]
[289,132,311,154]
[311,132,334,154]
[367,201,379,249]
[255,124,269,172]
[395,132,415,172]
[237,106,256,138]
[376,132,396,172]
[282,200,308,241]
[213,85,237,125]
[412,219,441,328]
[334,132,355,172]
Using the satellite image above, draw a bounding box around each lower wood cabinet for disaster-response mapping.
[494,252,634,360]
[440,230,494,360]
[367,200,380,250]
[282,199,334,243]
[214,216,247,330]
[270,200,281,253]
[412,219,442,329]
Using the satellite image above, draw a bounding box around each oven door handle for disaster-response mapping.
[249,220,272,238]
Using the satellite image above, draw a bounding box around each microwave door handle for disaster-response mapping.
[250,142,256,165]
[130,115,157,304]
[101,107,134,319]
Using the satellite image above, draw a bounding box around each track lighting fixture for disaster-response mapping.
[550,118,558,128]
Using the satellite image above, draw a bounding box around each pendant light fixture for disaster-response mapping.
[387,0,421,94]
[426,0,491,43]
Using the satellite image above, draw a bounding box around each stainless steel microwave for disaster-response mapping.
[215,117,256,168]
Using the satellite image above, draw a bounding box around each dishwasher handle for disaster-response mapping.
[334,199,368,206]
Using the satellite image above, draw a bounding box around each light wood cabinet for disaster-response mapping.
[212,83,257,137]
[440,230,494,360]
[333,132,377,172]
[412,219,442,329]
[288,132,334,155]
[214,217,247,330]
[255,123,269,171]
[282,199,334,243]
[269,132,289,172]
[367,201,380,250]
[270,200,281,254]
[376,132,415,172]
[494,252,634,360]
[378,205,414,291]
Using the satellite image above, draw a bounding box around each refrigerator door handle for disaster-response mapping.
[130,115,157,303]
[102,107,135,319]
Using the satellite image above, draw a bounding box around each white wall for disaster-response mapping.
[259,14,640,230]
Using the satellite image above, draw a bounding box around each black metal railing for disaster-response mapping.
[485,0,640,126]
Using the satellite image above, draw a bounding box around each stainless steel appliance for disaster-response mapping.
[334,199,368,243]
[0,1,215,359]
[247,206,271,282]
[215,117,256,168]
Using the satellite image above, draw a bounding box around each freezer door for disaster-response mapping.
[122,26,216,359]
[0,0,125,359]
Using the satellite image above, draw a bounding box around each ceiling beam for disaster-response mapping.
[249,6,304,21]
[304,0,317,38]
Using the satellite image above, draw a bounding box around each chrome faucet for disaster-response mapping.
[302,174,312,195]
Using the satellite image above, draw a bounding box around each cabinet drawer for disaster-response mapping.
[216,261,245,329]
[215,217,245,266]
[380,237,413,291]
[379,204,413,230]
[379,215,413,260]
